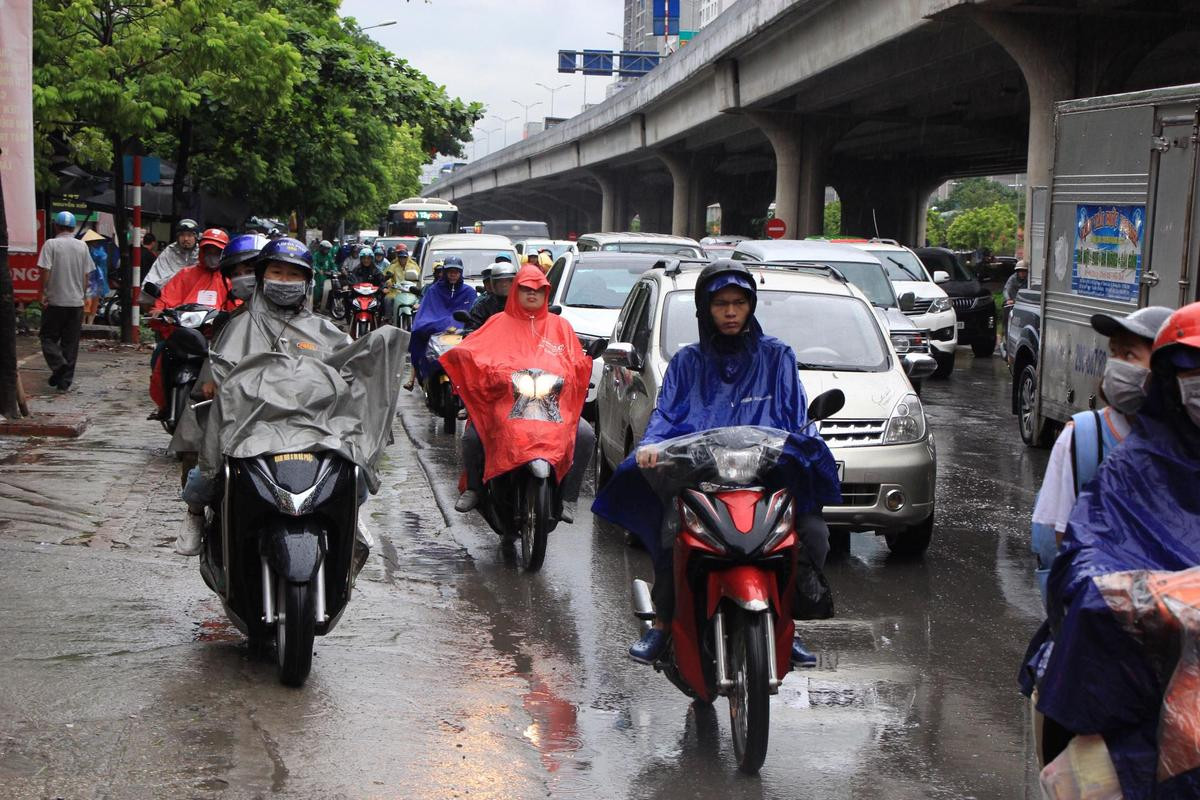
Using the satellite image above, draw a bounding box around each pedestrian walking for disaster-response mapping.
[37,211,93,391]
[81,230,110,325]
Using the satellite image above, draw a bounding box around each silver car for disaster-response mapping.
[595,260,938,555]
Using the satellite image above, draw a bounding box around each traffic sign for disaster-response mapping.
[765,218,787,239]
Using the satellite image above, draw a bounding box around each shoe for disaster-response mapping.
[48,371,60,388]
[403,379,415,392]
[175,512,204,556]
[454,490,480,513]
[629,627,669,665]
[56,380,71,392]
[791,637,817,668]
[559,501,576,524]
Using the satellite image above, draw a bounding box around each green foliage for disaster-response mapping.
[823,201,840,237]
[925,207,949,246]
[940,177,1019,214]
[946,202,1019,254]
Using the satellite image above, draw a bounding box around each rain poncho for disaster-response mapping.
[439,265,591,484]
[142,241,198,292]
[409,274,477,381]
[591,272,841,567]
[1022,377,1200,799]
[151,265,234,314]
[198,288,407,493]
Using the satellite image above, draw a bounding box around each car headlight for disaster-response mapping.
[890,331,929,355]
[712,446,760,484]
[680,499,727,553]
[929,297,952,314]
[883,392,927,444]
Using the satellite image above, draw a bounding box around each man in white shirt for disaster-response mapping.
[139,219,199,307]
[37,211,93,390]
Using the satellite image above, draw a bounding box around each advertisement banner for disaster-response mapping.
[0,0,37,253]
[11,208,43,302]
[1071,204,1144,302]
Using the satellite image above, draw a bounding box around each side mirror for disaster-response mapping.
[548,305,563,315]
[142,281,161,299]
[602,341,642,371]
[899,292,916,312]
[933,270,950,284]
[806,389,845,423]
[584,337,609,359]
[902,353,937,381]
[452,310,470,324]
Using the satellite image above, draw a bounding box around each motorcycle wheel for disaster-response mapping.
[276,579,315,687]
[727,609,771,774]
[441,384,457,435]
[519,477,551,572]
[331,297,345,321]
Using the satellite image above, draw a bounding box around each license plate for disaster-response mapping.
[956,321,965,329]
[837,461,845,481]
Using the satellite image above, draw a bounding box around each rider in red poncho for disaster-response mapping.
[440,265,595,522]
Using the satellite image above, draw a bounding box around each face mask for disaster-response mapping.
[230,274,256,301]
[1179,374,1200,429]
[263,279,307,308]
[203,252,221,269]
[1101,358,1150,415]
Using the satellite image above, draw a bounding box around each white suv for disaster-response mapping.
[848,240,958,377]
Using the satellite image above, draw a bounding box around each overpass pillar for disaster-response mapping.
[747,112,801,238]
[590,171,618,232]
[658,151,693,238]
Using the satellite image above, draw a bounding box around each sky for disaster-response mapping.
[339,0,624,163]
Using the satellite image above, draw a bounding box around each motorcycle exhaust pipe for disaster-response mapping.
[631,579,656,628]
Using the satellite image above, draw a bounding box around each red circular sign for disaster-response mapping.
[765,218,787,239]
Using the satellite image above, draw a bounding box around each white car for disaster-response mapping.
[576,231,706,259]
[546,251,667,417]
[417,234,520,285]
[595,260,938,555]
[848,240,958,376]
[514,239,578,262]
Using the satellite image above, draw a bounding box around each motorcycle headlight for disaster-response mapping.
[711,447,760,485]
[929,297,952,314]
[883,392,927,444]
[680,499,727,553]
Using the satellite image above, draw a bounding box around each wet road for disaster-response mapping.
[0,345,1047,799]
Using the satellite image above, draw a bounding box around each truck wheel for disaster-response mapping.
[1017,364,1050,447]
[885,512,934,557]
[932,351,955,378]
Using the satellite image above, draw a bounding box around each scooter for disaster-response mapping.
[348,283,384,340]
[149,303,219,434]
[629,390,844,774]
[391,281,420,331]
[198,448,364,687]
[422,330,464,434]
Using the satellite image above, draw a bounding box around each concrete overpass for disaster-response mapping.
[430,0,1200,246]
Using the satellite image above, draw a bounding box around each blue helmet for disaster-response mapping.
[359,246,374,259]
[256,237,313,280]
[219,233,269,275]
[53,211,76,228]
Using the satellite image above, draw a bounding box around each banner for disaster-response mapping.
[10,208,43,302]
[0,0,37,253]
[1071,204,1144,302]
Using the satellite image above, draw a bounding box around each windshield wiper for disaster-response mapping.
[886,257,922,281]
[566,303,610,309]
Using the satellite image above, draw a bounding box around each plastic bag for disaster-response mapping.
[1039,735,1122,800]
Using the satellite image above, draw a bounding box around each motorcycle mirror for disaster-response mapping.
[806,389,845,422]
[548,305,563,315]
[898,292,916,312]
[452,310,471,323]
[584,337,609,359]
[142,282,161,299]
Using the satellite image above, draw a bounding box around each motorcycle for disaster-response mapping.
[328,272,350,321]
[628,390,844,774]
[391,280,420,332]
[149,303,219,434]
[423,330,464,434]
[198,447,365,687]
[348,282,384,340]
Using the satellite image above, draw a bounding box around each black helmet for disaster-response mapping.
[694,260,758,317]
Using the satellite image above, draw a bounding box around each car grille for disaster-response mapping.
[903,298,933,315]
[839,483,880,507]
[819,419,886,446]
[951,297,974,313]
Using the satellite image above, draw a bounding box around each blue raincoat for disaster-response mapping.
[409,277,477,381]
[591,312,841,569]
[1022,380,1200,799]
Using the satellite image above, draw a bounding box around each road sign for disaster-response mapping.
[766,218,787,239]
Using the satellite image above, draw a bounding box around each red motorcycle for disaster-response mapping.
[629,391,843,774]
[348,282,384,340]
[148,302,220,433]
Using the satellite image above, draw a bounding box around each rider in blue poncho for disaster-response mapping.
[1021,302,1200,800]
[591,261,842,667]
[408,256,477,383]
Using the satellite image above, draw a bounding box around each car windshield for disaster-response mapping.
[427,249,514,279]
[602,242,704,258]
[562,260,653,309]
[776,260,897,307]
[867,250,930,282]
[661,290,890,372]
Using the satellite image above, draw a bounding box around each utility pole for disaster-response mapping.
[0,157,20,418]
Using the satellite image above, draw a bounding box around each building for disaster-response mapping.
[698,0,739,28]
[621,0,702,56]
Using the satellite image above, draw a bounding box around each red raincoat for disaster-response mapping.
[151,265,235,314]
[440,265,592,484]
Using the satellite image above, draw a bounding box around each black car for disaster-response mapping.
[914,247,996,357]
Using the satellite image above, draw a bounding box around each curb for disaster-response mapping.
[0,413,89,438]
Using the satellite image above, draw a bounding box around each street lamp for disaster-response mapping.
[492,115,518,147]
[605,31,624,44]
[512,99,542,132]
[535,81,570,118]
[360,20,397,31]
[483,127,500,155]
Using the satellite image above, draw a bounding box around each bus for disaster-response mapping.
[385,197,459,238]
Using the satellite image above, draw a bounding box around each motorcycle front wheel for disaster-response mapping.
[727,609,771,773]
[398,314,412,332]
[519,476,551,572]
[276,580,315,687]
[441,383,457,435]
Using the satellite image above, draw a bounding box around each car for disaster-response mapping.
[1004,285,1051,446]
[473,220,550,241]
[417,234,520,285]
[575,231,706,259]
[546,251,676,417]
[375,236,419,258]
[594,259,938,555]
[914,247,997,359]
[845,240,958,377]
[729,239,935,384]
[514,239,578,262]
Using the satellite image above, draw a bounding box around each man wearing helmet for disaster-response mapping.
[150,228,231,315]
[312,240,337,307]
[36,211,92,391]
[140,219,200,306]
[593,260,841,668]
[465,258,518,330]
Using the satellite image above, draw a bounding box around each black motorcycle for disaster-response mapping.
[423,330,464,434]
[150,302,219,434]
[198,449,364,686]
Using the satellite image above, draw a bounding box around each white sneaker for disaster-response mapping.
[175,512,204,556]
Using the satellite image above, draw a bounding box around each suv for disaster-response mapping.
[595,260,939,555]
[914,247,996,359]
[545,251,667,418]
[418,234,520,285]
[575,232,706,258]
[846,240,958,377]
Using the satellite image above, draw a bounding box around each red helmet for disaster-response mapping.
[1153,302,1200,356]
[198,228,229,250]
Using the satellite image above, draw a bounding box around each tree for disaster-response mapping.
[946,202,1019,254]
[941,177,1019,215]
[823,201,841,237]
[925,207,949,246]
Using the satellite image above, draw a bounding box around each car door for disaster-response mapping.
[599,282,648,462]
[625,283,659,447]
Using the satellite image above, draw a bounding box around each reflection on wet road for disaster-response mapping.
[0,348,1047,798]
